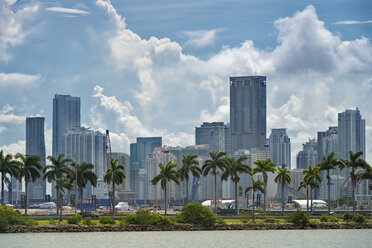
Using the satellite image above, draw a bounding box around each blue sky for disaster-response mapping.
[1,0,372,166]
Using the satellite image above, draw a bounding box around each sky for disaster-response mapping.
[0,0,372,167]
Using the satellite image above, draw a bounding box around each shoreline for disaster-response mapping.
[2,222,372,233]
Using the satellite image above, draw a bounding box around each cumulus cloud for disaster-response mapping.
[93,1,372,164]
[182,29,222,48]
[0,73,41,87]
[0,105,25,124]
[0,140,25,155]
[0,1,39,61]
[45,7,90,16]
[335,20,372,25]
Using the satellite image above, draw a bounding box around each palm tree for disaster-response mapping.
[318,151,339,214]
[178,154,201,205]
[15,153,43,215]
[70,162,98,214]
[338,151,369,212]
[202,151,227,214]
[151,160,180,216]
[55,177,73,221]
[104,158,126,215]
[221,156,250,215]
[253,159,276,217]
[298,179,310,215]
[302,164,322,215]
[358,165,372,191]
[244,177,264,221]
[0,151,19,205]
[274,167,291,214]
[43,154,73,215]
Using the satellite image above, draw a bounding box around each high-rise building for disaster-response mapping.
[195,122,226,152]
[52,94,80,158]
[338,108,366,160]
[230,76,266,154]
[224,123,231,154]
[296,139,318,170]
[111,152,130,191]
[317,126,339,162]
[26,117,46,200]
[269,129,291,169]
[130,137,162,199]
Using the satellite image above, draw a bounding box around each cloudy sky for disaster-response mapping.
[1,0,372,167]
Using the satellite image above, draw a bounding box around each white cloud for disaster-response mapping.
[334,20,372,25]
[182,29,221,48]
[0,140,25,155]
[0,73,41,87]
[45,7,90,16]
[0,105,25,124]
[0,1,39,61]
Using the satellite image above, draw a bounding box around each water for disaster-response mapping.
[1,229,371,248]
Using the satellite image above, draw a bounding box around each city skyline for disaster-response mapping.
[0,1,371,168]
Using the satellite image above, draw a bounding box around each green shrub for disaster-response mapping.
[124,210,173,226]
[0,215,8,229]
[343,213,354,222]
[83,217,95,225]
[67,214,82,224]
[320,214,329,222]
[118,216,126,226]
[216,219,226,224]
[0,205,25,227]
[241,218,249,223]
[288,210,309,225]
[177,202,217,227]
[48,219,58,225]
[264,218,279,223]
[328,217,340,223]
[352,214,365,223]
[25,219,38,226]
[99,216,115,225]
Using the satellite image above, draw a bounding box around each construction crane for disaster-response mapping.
[105,130,114,210]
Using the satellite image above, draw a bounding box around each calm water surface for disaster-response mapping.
[1,230,372,248]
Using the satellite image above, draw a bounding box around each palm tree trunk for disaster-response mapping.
[264,182,267,217]
[25,180,28,215]
[252,191,255,221]
[214,174,217,215]
[306,187,309,216]
[282,181,285,214]
[235,181,239,215]
[352,178,356,213]
[310,187,313,215]
[56,188,59,216]
[1,175,4,205]
[327,170,331,214]
[80,187,84,214]
[112,182,116,216]
[164,184,167,216]
[59,191,63,222]
[185,178,189,206]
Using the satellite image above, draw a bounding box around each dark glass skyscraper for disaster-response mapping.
[26,117,46,200]
[52,94,80,158]
[230,76,266,153]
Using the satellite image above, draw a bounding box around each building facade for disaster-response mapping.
[195,122,226,152]
[269,128,291,169]
[230,76,266,154]
[296,139,318,170]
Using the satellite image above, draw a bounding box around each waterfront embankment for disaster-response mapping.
[2,222,372,233]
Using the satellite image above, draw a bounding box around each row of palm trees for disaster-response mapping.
[0,150,127,219]
[152,150,371,216]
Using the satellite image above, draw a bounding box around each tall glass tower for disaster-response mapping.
[230,76,266,153]
[26,117,46,200]
[52,94,81,158]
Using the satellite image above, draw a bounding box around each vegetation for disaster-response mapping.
[222,156,250,215]
[99,216,116,225]
[264,218,279,223]
[274,167,291,214]
[320,214,328,222]
[288,210,309,225]
[0,150,19,206]
[302,164,322,215]
[177,202,217,227]
[48,219,58,225]
[245,177,265,221]
[0,205,25,228]
[343,213,366,223]
[55,177,73,221]
[104,158,126,216]
[70,162,98,214]
[125,210,172,226]
[253,159,276,217]
[178,154,201,205]
[202,151,228,214]
[151,160,180,216]
[25,219,38,226]
[358,164,372,191]
[83,217,95,225]
[15,153,43,215]
[67,214,83,224]
[338,151,369,213]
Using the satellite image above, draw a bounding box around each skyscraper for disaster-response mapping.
[26,117,46,200]
[338,108,366,160]
[195,122,226,152]
[269,128,291,169]
[52,94,80,158]
[296,139,318,170]
[230,76,266,153]
[317,126,339,162]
